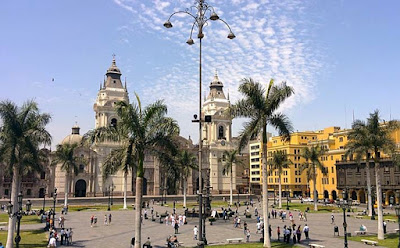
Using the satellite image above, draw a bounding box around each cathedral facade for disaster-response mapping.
[0,60,249,199]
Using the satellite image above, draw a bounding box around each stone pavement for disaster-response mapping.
[18,201,400,247]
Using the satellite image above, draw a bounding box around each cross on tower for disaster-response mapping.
[112,53,116,59]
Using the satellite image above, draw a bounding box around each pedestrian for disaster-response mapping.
[143,237,152,248]
[131,237,135,248]
[383,220,387,234]
[109,213,112,225]
[303,224,309,239]
[174,222,179,234]
[60,228,65,245]
[296,226,301,242]
[268,225,272,238]
[246,229,250,242]
[243,221,248,234]
[0,242,3,248]
[331,213,335,224]
[277,226,281,241]
[65,229,70,245]
[90,215,94,227]
[293,230,297,244]
[193,226,198,240]
[68,228,73,245]
[48,235,57,248]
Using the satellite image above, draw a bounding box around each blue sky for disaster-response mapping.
[1,0,399,147]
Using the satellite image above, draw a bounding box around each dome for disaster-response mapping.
[107,58,121,75]
[61,125,83,145]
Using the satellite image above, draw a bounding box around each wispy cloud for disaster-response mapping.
[113,0,324,138]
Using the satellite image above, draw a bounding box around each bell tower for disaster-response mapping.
[93,58,129,128]
[202,71,235,194]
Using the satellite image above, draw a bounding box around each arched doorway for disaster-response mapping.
[143,178,148,195]
[359,190,366,203]
[351,190,357,200]
[75,180,86,197]
[39,188,45,198]
[332,190,337,200]
[323,190,329,199]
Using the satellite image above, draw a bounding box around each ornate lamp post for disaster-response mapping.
[52,188,57,228]
[111,182,114,206]
[164,2,235,246]
[42,188,46,212]
[286,185,289,210]
[337,188,353,248]
[108,185,111,211]
[8,192,23,247]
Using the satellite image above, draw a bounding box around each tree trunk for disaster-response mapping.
[183,179,187,208]
[262,126,271,248]
[278,176,282,208]
[230,167,233,206]
[6,166,20,248]
[123,171,128,209]
[375,160,384,239]
[64,174,69,207]
[365,158,372,216]
[134,177,143,248]
[313,164,318,211]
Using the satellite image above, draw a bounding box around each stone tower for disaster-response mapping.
[202,71,235,194]
[92,58,130,193]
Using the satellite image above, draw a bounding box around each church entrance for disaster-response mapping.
[75,179,86,197]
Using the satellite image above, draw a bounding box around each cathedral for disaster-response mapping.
[0,59,249,199]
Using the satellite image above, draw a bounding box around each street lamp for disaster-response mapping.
[371,186,376,220]
[108,185,111,211]
[164,1,235,246]
[52,188,57,228]
[26,200,32,213]
[42,188,46,213]
[337,188,353,248]
[8,192,23,247]
[286,185,289,210]
[395,205,400,248]
[111,183,114,206]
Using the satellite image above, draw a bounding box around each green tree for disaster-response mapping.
[84,94,179,248]
[0,100,51,248]
[268,150,293,208]
[176,150,197,208]
[359,110,399,239]
[219,150,244,206]
[345,120,374,216]
[300,145,327,211]
[230,78,293,248]
[51,143,85,207]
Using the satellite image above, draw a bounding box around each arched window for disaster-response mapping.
[79,164,85,173]
[218,125,224,139]
[110,118,117,127]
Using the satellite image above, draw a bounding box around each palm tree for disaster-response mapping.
[101,147,135,209]
[362,110,399,240]
[345,120,373,216]
[230,78,293,248]
[268,150,293,208]
[84,94,179,248]
[300,145,327,211]
[176,150,197,208]
[51,143,85,207]
[0,100,51,248]
[219,150,244,206]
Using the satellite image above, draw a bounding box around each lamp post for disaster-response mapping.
[108,185,111,211]
[52,188,57,228]
[164,2,235,246]
[111,183,114,206]
[337,188,353,248]
[26,200,32,213]
[42,188,46,212]
[371,186,376,220]
[286,185,289,210]
[7,192,24,248]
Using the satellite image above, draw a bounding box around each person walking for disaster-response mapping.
[331,213,335,224]
[90,215,94,227]
[48,235,57,248]
[109,213,112,225]
[277,226,281,241]
[243,221,248,234]
[268,225,272,239]
[174,222,179,234]
[104,214,108,225]
[246,229,250,242]
[303,224,310,239]
[193,226,198,240]
[296,226,302,242]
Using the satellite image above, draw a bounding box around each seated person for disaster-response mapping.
[143,237,152,248]
[360,224,367,232]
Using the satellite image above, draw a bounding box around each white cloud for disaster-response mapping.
[114,0,324,141]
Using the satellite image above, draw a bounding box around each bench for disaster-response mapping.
[0,226,5,230]
[385,219,396,223]
[309,244,325,248]
[395,228,399,232]
[361,239,378,246]
[226,238,243,243]
[355,216,363,219]
[355,231,367,235]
